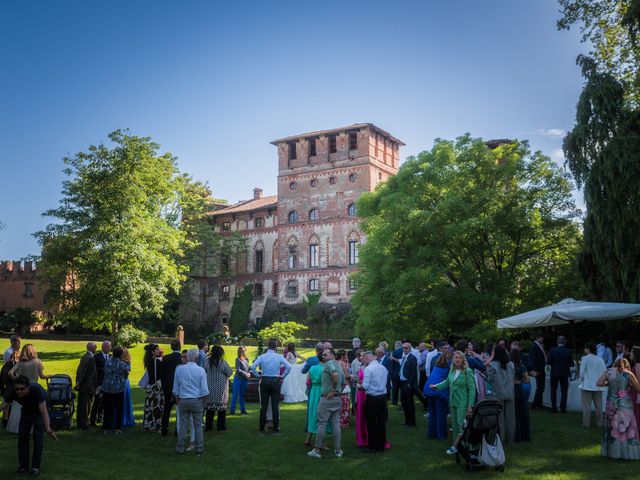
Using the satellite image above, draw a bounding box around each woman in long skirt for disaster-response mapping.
[355,364,368,447]
[142,344,164,432]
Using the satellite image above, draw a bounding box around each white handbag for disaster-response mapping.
[479,433,505,467]
[138,370,149,389]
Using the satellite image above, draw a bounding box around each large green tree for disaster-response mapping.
[564,57,640,301]
[558,0,640,104]
[35,130,187,338]
[352,136,583,341]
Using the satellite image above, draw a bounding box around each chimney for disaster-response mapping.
[253,188,263,200]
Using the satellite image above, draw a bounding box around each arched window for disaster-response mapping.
[254,241,264,273]
[309,208,318,221]
[288,237,298,270]
[288,211,298,223]
[348,232,360,265]
[308,278,319,292]
[348,173,357,183]
[287,280,298,297]
[347,203,356,216]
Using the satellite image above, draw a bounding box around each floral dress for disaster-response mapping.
[601,369,640,460]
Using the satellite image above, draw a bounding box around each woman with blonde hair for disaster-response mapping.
[10,344,48,383]
[430,350,476,455]
[121,348,135,428]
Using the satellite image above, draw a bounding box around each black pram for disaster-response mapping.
[46,374,75,430]
[455,399,505,472]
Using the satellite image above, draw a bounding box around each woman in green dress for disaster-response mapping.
[305,361,331,447]
[597,357,640,460]
[430,350,476,455]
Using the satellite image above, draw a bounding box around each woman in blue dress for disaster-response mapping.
[121,348,135,428]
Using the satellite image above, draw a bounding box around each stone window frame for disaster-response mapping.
[310,178,318,188]
[309,208,318,221]
[347,203,356,216]
[288,210,298,223]
[328,135,337,154]
[254,241,264,273]
[288,236,298,270]
[289,181,297,191]
[288,141,297,161]
[222,221,231,231]
[219,284,230,301]
[308,278,319,292]
[254,282,264,298]
[349,132,358,151]
[272,281,279,297]
[308,139,317,157]
[348,173,357,183]
[254,217,265,228]
[348,231,360,266]
[329,176,337,185]
[286,279,298,298]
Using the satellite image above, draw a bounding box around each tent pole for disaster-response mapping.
[569,321,577,350]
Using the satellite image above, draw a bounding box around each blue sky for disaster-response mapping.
[0,0,587,259]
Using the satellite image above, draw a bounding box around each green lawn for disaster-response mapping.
[0,338,636,479]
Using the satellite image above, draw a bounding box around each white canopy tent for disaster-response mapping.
[497,298,640,329]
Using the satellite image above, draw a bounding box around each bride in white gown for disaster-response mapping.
[281,343,308,403]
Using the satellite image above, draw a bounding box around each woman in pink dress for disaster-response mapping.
[355,359,368,447]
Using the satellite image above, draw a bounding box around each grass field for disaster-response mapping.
[0,338,636,479]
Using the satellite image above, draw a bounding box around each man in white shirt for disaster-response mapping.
[3,334,21,363]
[360,349,389,453]
[173,349,208,455]
[579,343,606,428]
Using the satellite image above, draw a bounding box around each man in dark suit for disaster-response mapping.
[75,342,98,430]
[89,340,111,426]
[399,342,418,426]
[547,336,574,413]
[529,333,546,410]
[389,341,403,405]
[160,339,182,436]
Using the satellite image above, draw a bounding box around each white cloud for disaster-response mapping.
[551,148,565,163]
[539,128,566,138]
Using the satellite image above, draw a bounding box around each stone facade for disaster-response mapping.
[0,261,48,315]
[203,124,403,331]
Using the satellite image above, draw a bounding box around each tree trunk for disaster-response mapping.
[111,317,119,345]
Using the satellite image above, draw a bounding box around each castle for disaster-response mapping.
[190,123,404,331]
[0,261,47,316]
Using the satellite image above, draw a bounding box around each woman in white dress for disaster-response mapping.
[281,343,308,403]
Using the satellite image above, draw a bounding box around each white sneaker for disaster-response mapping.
[307,449,322,458]
[335,449,343,458]
[446,446,458,455]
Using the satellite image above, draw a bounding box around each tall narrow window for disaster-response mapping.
[220,285,230,300]
[288,245,298,269]
[347,203,356,216]
[23,283,33,298]
[254,283,263,297]
[349,132,358,150]
[288,141,297,161]
[288,211,298,223]
[309,208,318,221]
[308,139,316,156]
[255,249,264,273]
[329,135,337,153]
[309,243,318,268]
[348,240,359,265]
[272,281,279,296]
[348,277,357,291]
[308,278,319,292]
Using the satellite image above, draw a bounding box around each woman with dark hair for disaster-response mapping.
[230,346,250,415]
[598,357,640,460]
[101,346,130,434]
[336,349,351,428]
[205,345,233,431]
[424,350,452,440]
[510,348,530,441]
[142,343,164,432]
[487,345,516,444]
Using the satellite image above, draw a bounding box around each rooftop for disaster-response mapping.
[270,123,405,146]
[210,195,278,216]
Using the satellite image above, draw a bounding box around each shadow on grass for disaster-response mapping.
[39,351,81,362]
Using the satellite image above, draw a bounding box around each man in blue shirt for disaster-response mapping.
[251,339,290,433]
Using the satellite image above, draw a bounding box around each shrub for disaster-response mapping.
[115,323,148,348]
[257,321,308,350]
[0,308,38,335]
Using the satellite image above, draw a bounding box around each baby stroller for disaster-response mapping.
[46,374,75,430]
[455,399,505,472]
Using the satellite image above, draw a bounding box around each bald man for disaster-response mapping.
[76,342,98,429]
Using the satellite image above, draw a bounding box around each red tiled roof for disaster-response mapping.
[210,195,277,216]
[270,123,405,146]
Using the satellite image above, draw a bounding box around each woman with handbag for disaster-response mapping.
[142,343,164,432]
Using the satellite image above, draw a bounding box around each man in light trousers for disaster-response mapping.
[173,348,208,454]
